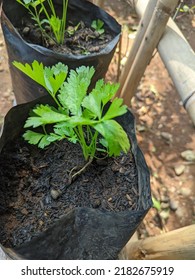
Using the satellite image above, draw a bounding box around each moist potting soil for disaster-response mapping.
[18,16,113,56]
[0,136,139,248]
[0,96,152,259]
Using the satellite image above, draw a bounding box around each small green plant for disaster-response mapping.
[13,60,130,162]
[180,4,195,14]
[91,19,105,35]
[152,196,161,211]
[16,0,69,44]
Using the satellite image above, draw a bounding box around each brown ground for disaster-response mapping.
[0,0,195,241]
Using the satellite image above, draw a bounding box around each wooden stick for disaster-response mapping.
[124,224,195,260]
[117,0,158,97]
[118,0,180,105]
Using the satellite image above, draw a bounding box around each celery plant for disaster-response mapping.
[13,60,130,161]
[16,0,68,44]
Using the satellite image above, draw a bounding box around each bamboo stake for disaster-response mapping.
[135,0,195,125]
[124,224,195,260]
[117,0,158,96]
[157,20,195,125]
[118,0,180,105]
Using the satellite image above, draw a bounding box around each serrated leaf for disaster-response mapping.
[23,130,51,148]
[69,116,97,126]
[44,64,67,95]
[24,116,45,128]
[94,120,130,156]
[23,130,45,145]
[50,15,61,33]
[51,63,68,76]
[13,61,67,96]
[24,104,69,128]
[58,66,95,116]
[91,80,119,106]
[53,123,78,143]
[38,135,51,148]
[82,80,120,119]
[91,19,105,34]
[101,83,120,105]
[54,123,75,138]
[103,98,128,120]
[82,91,102,119]
[46,133,64,143]
[43,67,54,93]
[13,60,46,89]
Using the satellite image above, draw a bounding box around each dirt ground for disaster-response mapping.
[103,0,195,238]
[0,0,195,242]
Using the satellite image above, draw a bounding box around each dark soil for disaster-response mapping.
[17,16,113,55]
[0,136,138,248]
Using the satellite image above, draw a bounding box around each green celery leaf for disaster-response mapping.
[69,116,97,126]
[23,130,45,145]
[43,67,54,93]
[51,63,68,76]
[82,108,97,120]
[54,123,78,143]
[24,116,45,128]
[33,104,68,120]
[91,19,104,33]
[50,15,61,34]
[13,60,46,89]
[82,80,120,120]
[93,80,119,106]
[82,91,102,119]
[38,135,51,148]
[94,120,130,156]
[46,133,64,143]
[103,98,128,120]
[54,122,74,133]
[58,66,95,116]
[23,130,51,149]
[24,104,69,128]
[44,64,68,95]
[54,123,75,137]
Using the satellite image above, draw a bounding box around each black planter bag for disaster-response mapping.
[0,95,152,260]
[1,0,121,104]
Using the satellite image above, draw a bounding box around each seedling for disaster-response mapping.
[13,60,130,162]
[174,2,195,19]
[91,19,105,35]
[152,196,161,211]
[180,4,195,14]
[16,0,69,44]
[66,22,81,36]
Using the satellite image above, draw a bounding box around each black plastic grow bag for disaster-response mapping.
[1,0,121,104]
[0,95,152,260]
